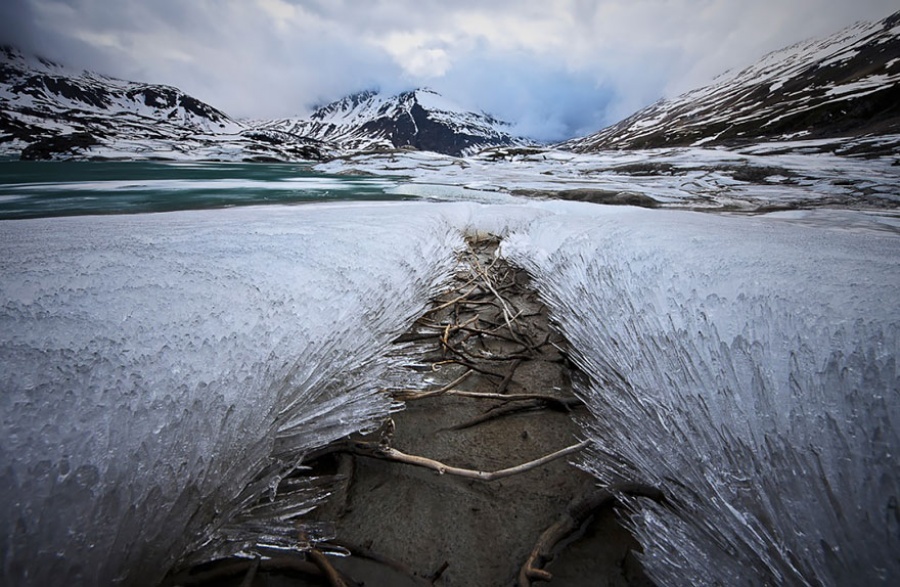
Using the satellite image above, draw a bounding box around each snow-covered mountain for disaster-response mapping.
[565,11,900,155]
[252,88,535,157]
[0,49,532,161]
[0,46,327,161]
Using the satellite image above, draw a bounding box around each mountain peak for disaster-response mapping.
[264,87,531,156]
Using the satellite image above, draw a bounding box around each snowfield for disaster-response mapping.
[314,145,900,211]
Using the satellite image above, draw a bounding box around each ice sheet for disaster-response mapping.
[315,145,900,210]
[502,203,900,586]
[0,203,466,585]
[2,198,898,586]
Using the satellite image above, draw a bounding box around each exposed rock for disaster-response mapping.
[252,88,536,157]
[513,187,661,208]
[20,131,99,160]
[0,45,326,162]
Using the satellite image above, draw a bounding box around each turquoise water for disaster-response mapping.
[0,161,408,220]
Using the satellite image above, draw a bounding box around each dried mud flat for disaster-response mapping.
[173,236,655,587]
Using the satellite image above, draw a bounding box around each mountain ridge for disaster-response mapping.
[0,47,532,160]
[252,87,534,157]
[0,45,327,161]
[3,9,900,163]
[563,10,900,155]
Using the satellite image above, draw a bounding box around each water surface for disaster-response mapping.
[0,160,407,220]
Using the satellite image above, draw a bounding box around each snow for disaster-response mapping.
[565,15,899,152]
[412,88,466,114]
[824,73,899,96]
[314,145,900,210]
[2,10,900,580]
[253,88,529,157]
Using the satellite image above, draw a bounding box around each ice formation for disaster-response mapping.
[502,203,900,586]
[0,203,465,585]
[2,196,898,586]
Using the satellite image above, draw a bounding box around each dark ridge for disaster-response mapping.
[20,132,100,160]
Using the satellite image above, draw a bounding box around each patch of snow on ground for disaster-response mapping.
[315,144,900,210]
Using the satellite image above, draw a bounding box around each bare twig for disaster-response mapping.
[308,548,348,587]
[353,440,589,482]
[467,243,523,339]
[445,358,506,379]
[518,484,665,586]
[428,561,450,584]
[496,358,523,394]
[422,284,480,316]
[457,324,531,348]
[391,370,474,401]
[447,397,582,431]
[440,315,479,349]
[329,540,429,584]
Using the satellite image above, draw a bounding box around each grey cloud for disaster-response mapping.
[0,0,39,51]
[3,0,898,138]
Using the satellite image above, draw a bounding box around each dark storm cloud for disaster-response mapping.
[0,0,39,51]
[4,0,898,139]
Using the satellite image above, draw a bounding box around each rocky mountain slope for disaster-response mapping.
[0,48,531,161]
[564,11,900,155]
[252,88,534,157]
[0,46,327,161]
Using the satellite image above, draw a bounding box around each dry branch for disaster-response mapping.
[353,440,589,482]
[308,548,348,587]
[446,397,582,431]
[518,484,665,586]
[496,358,523,394]
[422,284,479,316]
[329,540,429,583]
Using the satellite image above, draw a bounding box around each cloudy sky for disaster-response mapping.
[1,0,897,141]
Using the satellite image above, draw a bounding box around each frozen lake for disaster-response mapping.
[1,161,898,585]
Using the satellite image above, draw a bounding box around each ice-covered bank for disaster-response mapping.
[0,203,470,585]
[1,199,898,585]
[504,203,900,586]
